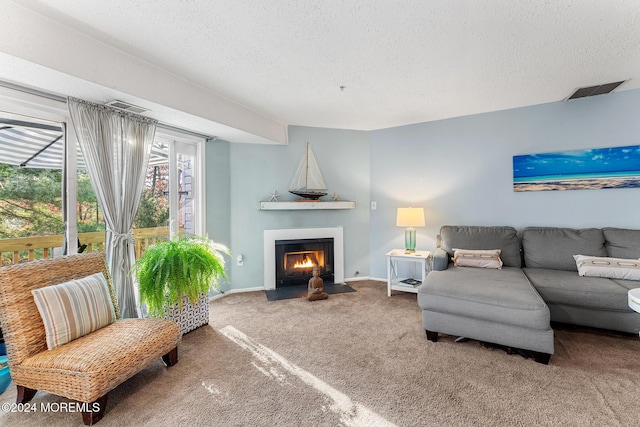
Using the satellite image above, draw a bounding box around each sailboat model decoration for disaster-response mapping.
[289,143,328,200]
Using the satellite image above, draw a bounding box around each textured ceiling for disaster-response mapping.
[12,0,640,131]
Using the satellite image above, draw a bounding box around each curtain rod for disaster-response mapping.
[0,79,215,140]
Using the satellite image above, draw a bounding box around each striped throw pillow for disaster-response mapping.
[32,272,116,350]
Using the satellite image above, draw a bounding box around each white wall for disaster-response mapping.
[369,89,640,279]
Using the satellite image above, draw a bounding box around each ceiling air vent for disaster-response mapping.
[105,100,148,114]
[566,80,627,101]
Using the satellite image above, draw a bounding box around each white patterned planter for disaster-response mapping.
[163,292,209,335]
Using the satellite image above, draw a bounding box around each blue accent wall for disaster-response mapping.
[205,138,232,291]
[369,89,640,279]
[208,88,640,287]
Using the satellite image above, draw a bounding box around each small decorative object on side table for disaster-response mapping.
[386,249,432,297]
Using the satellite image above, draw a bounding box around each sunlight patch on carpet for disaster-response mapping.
[251,360,288,385]
[220,325,397,427]
[202,382,221,395]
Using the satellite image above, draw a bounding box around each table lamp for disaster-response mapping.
[396,207,425,253]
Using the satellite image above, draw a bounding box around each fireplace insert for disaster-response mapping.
[275,238,334,287]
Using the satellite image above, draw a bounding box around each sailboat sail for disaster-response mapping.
[289,143,328,199]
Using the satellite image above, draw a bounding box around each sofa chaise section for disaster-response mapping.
[418,225,554,364]
[418,266,554,359]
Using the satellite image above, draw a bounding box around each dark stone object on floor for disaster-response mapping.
[266,283,356,302]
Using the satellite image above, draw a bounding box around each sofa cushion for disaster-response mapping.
[603,228,640,259]
[611,278,640,291]
[523,267,633,312]
[439,226,521,267]
[522,227,606,271]
[418,266,549,330]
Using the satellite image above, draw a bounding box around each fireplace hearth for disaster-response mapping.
[275,238,334,287]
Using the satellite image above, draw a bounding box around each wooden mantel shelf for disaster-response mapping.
[260,201,356,210]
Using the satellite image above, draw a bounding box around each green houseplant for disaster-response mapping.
[135,234,230,334]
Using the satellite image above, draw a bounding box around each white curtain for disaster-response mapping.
[67,97,156,318]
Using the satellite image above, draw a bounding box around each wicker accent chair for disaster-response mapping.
[0,253,182,425]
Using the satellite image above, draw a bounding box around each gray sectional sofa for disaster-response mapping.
[418,225,640,364]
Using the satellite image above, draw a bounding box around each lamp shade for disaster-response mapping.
[396,207,425,227]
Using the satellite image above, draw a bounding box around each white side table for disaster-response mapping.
[629,289,640,337]
[386,249,432,297]
[628,288,640,313]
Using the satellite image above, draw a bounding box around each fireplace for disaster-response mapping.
[275,238,334,287]
[264,227,344,290]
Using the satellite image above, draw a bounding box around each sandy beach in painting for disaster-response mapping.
[514,176,640,192]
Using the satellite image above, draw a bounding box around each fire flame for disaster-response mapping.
[293,256,315,269]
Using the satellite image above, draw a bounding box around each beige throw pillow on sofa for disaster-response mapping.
[573,255,640,281]
[453,249,503,269]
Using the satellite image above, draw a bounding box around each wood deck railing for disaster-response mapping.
[0,226,170,266]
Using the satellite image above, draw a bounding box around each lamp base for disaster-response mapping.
[404,228,416,253]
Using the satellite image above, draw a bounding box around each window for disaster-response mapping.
[0,85,206,264]
[0,112,65,264]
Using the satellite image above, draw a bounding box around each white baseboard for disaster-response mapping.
[208,286,265,301]
[344,277,387,283]
[344,276,370,282]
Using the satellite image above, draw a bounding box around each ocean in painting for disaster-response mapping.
[513,145,640,192]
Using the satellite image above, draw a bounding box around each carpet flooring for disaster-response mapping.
[265,282,356,301]
[1,280,640,426]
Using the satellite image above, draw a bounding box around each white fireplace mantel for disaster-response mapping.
[263,227,344,290]
[260,201,355,210]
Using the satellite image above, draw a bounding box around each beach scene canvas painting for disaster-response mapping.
[513,145,640,192]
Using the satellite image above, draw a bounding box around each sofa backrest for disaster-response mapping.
[603,227,640,259]
[521,227,606,271]
[439,225,522,267]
